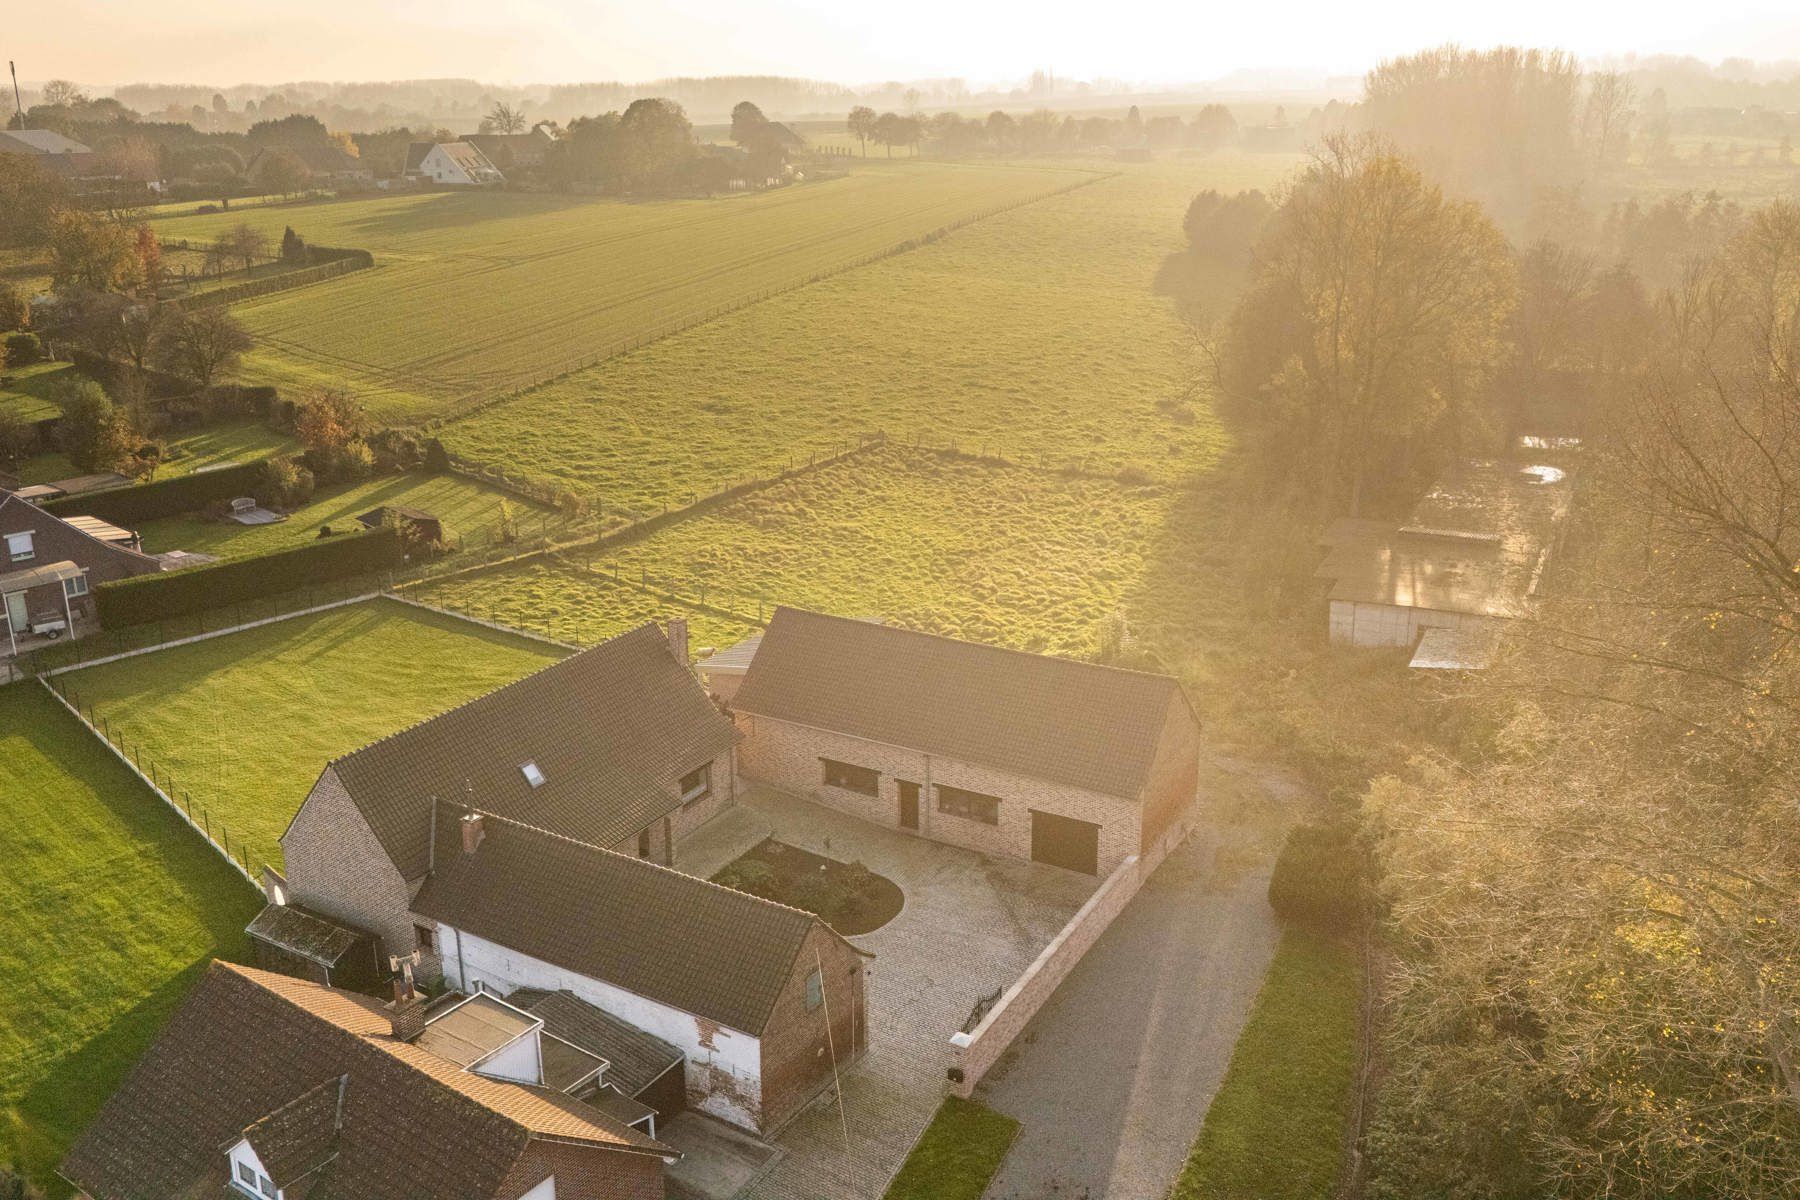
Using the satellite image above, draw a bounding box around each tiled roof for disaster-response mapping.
[61,962,670,1200]
[414,810,865,1035]
[323,623,736,881]
[0,128,90,154]
[508,988,685,1097]
[733,607,1193,800]
[239,1076,344,1189]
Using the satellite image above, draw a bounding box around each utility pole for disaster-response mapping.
[8,61,22,127]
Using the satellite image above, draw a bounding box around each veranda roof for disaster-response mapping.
[0,559,82,594]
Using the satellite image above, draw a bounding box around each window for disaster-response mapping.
[805,968,823,1011]
[258,1176,277,1200]
[236,1162,257,1189]
[63,572,89,599]
[679,762,711,806]
[937,785,1001,826]
[4,531,32,562]
[520,761,545,788]
[414,923,436,953]
[821,759,880,796]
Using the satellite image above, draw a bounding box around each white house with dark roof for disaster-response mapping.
[404,140,505,185]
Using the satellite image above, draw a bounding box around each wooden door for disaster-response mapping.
[897,780,920,830]
[1030,810,1100,875]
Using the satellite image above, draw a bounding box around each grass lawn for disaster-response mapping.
[408,559,760,652]
[134,469,542,560]
[0,683,261,1193]
[0,360,78,422]
[8,417,295,487]
[148,161,1092,418]
[439,153,1299,511]
[884,1097,1021,1200]
[58,599,567,874]
[1169,931,1360,1200]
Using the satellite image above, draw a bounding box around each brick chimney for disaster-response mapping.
[665,617,689,665]
[460,811,485,855]
[387,962,426,1041]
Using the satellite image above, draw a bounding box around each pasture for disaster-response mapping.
[438,153,1299,513]
[147,161,1094,417]
[0,360,76,422]
[0,683,260,1191]
[58,599,567,874]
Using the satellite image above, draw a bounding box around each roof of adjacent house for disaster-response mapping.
[61,962,670,1200]
[245,903,369,969]
[413,808,866,1035]
[61,514,135,543]
[733,607,1195,801]
[249,142,366,175]
[0,128,91,155]
[507,988,685,1098]
[316,622,736,881]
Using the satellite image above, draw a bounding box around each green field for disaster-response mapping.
[10,416,295,487]
[133,469,545,560]
[0,361,77,423]
[419,445,1185,658]
[438,154,1296,513]
[1170,932,1359,1200]
[0,683,261,1192]
[147,162,1094,417]
[58,600,567,873]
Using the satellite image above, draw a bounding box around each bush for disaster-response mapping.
[0,284,27,333]
[423,438,451,473]
[717,859,778,898]
[94,524,402,626]
[4,332,43,367]
[258,457,315,509]
[0,1162,46,1200]
[1267,818,1367,936]
[43,458,271,524]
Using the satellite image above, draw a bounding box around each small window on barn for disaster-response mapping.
[414,923,436,953]
[521,761,546,788]
[679,762,711,806]
[4,531,33,562]
[821,759,879,796]
[805,968,823,1010]
[937,785,1001,826]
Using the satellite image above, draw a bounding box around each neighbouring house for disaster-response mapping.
[1315,457,1575,666]
[463,128,559,172]
[730,607,1204,878]
[60,961,675,1200]
[405,140,505,186]
[415,805,870,1134]
[245,142,374,186]
[1,489,161,655]
[0,127,100,175]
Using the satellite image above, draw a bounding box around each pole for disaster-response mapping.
[8,63,21,127]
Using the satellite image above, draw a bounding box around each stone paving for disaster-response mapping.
[695,787,1098,1200]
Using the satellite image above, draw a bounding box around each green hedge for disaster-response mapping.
[95,524,402,626]
[177,247,374,310]
[43,460,269,524]
[1267,818,1368,936]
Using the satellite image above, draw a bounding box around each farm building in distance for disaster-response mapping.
[405,140,505,186]
[0,127,100,175]
[1315,456,1576,667]
[731,607,1203,878]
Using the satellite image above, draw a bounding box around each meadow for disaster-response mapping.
[0,683,260,1191]
[438,152,1299,513]
[58,600,567,874]
[0,360,75,422]
[10,416,293,487]
[133,468,543,560]
[146,161,1095,417]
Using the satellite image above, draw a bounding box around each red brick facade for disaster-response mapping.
[1,493,159,632]
[495,1139,666,1200]
[757,924,869,1135]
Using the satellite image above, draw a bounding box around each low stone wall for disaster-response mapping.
[945,804,1197,1096]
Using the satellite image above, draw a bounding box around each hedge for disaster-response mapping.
[176,246,374,311]
[1267,818,1368,936]
[43,459,269,524]
[95,524,402,626]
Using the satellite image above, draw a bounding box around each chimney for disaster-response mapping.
[665,618,689,665]
[460,811,485,855]
[387,960,426,1041]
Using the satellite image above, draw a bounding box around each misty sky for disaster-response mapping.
[8,1,1800,88]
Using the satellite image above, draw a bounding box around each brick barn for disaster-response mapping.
[731,607,1203,877]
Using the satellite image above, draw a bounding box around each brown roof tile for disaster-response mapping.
[733,607,1193,800]
[321,623,736,881]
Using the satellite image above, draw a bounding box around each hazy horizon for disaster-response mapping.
[8,0,1800,92]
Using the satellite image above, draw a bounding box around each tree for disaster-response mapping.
[163,307,251,387]
[52,377,132,472]
[134,226,164,299]
[257,148,309,197]
[294,388,366,458]
[985,110,1016,153]
[611,98,694,189]
[847,106,877,157]
[1582,70,1636,169]
[731,100,770,146]
[486,101,528,134]
[873,112,904,158]
[211,92,229,114]
[0,284,27,333]
[49,212,142,293]
[1218,134,1517,516]
[0,154,72,249]
[41,79,87,107]
[226,222,269,272]
[0,409,38,466]
[116,301,178,376]
[247,113,329,145]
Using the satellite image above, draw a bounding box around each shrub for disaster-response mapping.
[1267,818,1368,936]
[258,457,315,509]
[0,284,27,332]
[0,1162,46,1200]
[0,411,38,464]
[4,331,43,367]
[94,524,402,626]
[422,438,451,473]
[340,439,375,479]
[717,859,778,899]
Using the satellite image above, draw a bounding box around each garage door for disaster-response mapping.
[1030,810,1100,875]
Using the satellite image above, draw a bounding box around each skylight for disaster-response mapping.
[521,761,545,788]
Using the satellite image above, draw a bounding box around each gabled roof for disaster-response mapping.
[413,809,867,1036]
[734,607,1195,800]
[248,142,365,175]
[0,492,162,574]
[62,962,669,1200]
[318,623,736,881]
[238,1076,344,1191]
[507,988,685,1098]
[0,127,91,155]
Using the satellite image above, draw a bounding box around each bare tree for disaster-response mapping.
[163,307,252,388]
[486,102,528,135]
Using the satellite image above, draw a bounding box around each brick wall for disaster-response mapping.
[757,924,868,1135]
[736,715,1141,876]
[946,801,1198,1096]
[282,767,436,977]
[1137,694,1202,853]
[496,1139,665,1200]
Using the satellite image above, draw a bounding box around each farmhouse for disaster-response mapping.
[464,128,559,172]
[731,607,1203,878]
[245,142,373,186]
[405,140,505,186]
[61,961,674,1200]
[1315,458,1574,665]
[0,127,100,175]
[1,489,161,655]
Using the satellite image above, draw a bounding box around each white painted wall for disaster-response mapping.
[518,1175,556,1200]
[434,922,764,1130]
[474,1024,544,1085]
[226,1139,278,1199]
